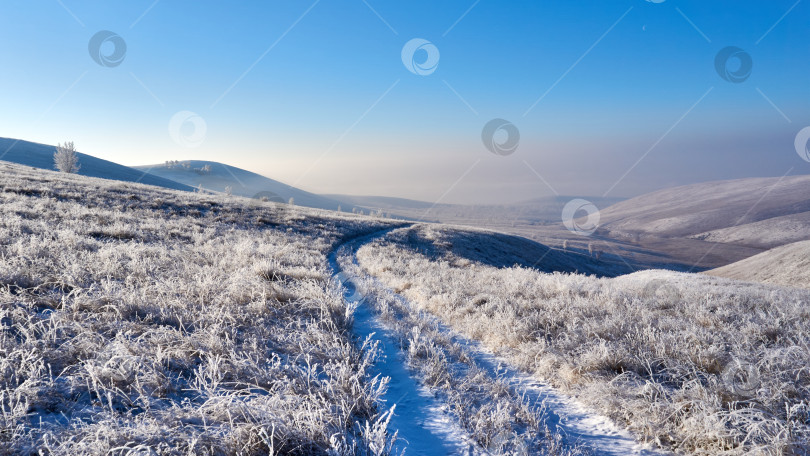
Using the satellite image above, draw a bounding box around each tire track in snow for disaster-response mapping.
[329,227,668,455]
[329,228,478,456]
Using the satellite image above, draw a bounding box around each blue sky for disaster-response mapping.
[1,0,808,203]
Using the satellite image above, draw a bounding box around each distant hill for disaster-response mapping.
[380,223,629,277]
[136,161,345,211]
[328,194,625,224]
[590,175,810,269]
[688,211,810,250]
[0,137,193,192]
[705,240,810,289]
[325,194,436,211]
[597,175,810,242]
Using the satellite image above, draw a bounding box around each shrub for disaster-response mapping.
[54,141,81,174]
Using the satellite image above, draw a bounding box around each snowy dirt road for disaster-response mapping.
[328,229,667,456]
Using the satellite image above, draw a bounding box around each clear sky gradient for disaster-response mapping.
[1,0,808,204]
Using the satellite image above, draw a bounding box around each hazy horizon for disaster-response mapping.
[2,0,809,204]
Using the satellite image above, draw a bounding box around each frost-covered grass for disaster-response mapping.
[337,244,588,456]
[707,240,810,291]
[0,163,399,455]
[355,225,810,455]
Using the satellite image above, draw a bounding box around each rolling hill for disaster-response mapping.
[325,194,436,211]
[0,137,193,192]
[590,174,810,269]
[4,157,810,454]
[328,194,626,224]
[689,211,810,249]
[377,223,629,277]
[136,160,345,211]
[6,135,805,273]
[705,240,810,289]
[596,175,810,241]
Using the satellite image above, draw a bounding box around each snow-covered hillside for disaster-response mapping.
[0,162,403,454]
[325,194,437,211]
[136,160,345,211]
[356,225,810,454]
[588,174,810,269]
[0,162,606,455]
[706,239,810,289]
[597,175,810,242]
[377,223,631,276]
[0,137,193,192]
[4,161,809,454]
[690,211,810,249]
[330,194,625,227]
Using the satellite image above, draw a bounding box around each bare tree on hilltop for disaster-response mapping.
[54,141,81,174]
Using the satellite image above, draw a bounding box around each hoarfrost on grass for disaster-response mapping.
[0,163,398,455]
[355,225,810,455]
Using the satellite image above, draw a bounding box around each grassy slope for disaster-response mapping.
[356,225,810,454]
[706,240,810,290]
[691,211,810,250]
[597,175,810,239]
[590,174,810,269]
[135,161,344,211]
[0,137,194,192]
[379,223,624,277]
[0,163,398,455]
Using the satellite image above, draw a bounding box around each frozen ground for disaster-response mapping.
[0,163,633,455]
[332,231,666,455]
[355,224,810,454]
[0,163,400,454]
[706,239,810,290]
[3,162,809,454]
[329,232,476,456]
[691,211,810,250]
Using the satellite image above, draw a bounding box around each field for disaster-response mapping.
[2,162,810,455]
[354,225,810,454]
[0,163,397,454]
